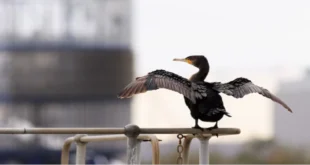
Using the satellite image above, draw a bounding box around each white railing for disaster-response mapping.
[0,124,240,164]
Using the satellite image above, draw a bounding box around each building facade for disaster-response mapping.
[0,0,133,163]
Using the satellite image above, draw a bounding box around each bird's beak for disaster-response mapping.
[173,58,193,64]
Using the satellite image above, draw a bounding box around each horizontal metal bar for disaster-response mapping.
[0,128,125,134]
[78,135,159,143]
[139,128,240,135]
[0,127,240,135]
[79,135,127,142]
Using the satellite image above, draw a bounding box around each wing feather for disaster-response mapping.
[213,77,292,112]
[117,69,207,103]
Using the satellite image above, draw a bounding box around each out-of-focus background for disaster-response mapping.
[0,0,309,164]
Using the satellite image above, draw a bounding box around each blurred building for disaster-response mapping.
[273,68,310,147]
[0,0,132,163]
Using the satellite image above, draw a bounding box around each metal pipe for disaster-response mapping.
[127,140,141,164]
[80,135,160,164]
[198,135,211,165]
[61,137,74,165]
[139,128,240,135]
[0,127,240,135]
[80,135,127,142]
[61,135,161,165]
[125,124,141,165]
[182,134,194,164]
[78,134,159,143]
[55,125,240,165]
[74,134,88,165]
[0,128,125,134]
[147,135,160,164]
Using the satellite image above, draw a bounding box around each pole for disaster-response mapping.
[198,136,211,165]
[182,134,194,164]
[124,124,141,165]
[74,134,87,165]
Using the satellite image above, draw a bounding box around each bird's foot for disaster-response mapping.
[204,124,219,137]
[192,125,204,135]
[205,126,216,131]
[192,125,204,131]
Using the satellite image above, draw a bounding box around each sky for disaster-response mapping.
[132,0,310,72]
[130,0,310,143]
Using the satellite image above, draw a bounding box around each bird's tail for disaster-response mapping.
[224,111,232,117]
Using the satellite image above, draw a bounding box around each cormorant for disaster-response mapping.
[117,55,292,131]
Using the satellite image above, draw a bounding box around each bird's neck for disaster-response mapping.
[190,66,209,82]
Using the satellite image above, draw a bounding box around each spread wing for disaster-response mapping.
[117,69,207,103]
[212,77,292,112]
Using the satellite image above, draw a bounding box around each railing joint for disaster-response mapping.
[124,124,141,137]
[74,134,88,165]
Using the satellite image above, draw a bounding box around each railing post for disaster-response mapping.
[61,137,74,165]
[198,136,211,165]
[74,134,88,165]
[124,124,141,165]
[182,134,194,164]
[147,135,161,164]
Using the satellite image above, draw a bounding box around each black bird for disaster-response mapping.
[117,55,292,131]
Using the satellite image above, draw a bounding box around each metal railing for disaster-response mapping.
[0,124,240,164]
[61,134,161,164]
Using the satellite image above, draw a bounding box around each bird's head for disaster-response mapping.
[173,55,209,69]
